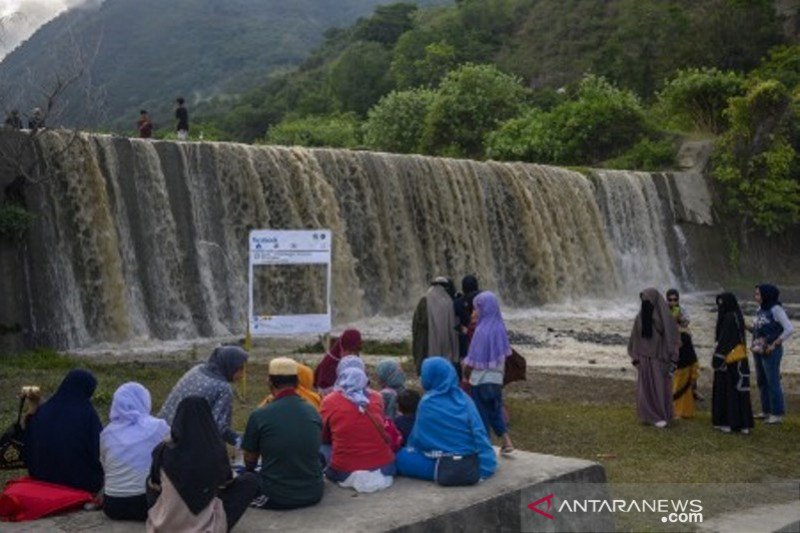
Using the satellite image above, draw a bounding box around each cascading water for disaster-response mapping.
[591,170,680,291]
[18,132,693,349]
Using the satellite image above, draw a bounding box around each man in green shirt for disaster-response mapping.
[243,357,324,509]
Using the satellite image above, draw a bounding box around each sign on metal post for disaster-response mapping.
[248,229,332,336]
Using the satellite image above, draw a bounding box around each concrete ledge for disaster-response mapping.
[2,451,611,532]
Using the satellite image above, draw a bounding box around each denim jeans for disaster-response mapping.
[471,384,507,437]
[754,346,785,416]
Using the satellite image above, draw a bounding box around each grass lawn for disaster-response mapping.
[1,351,798,530]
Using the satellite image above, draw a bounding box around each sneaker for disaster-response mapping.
[715,426,731,433]
[654,420,668,428]
[754,413,767,420]
[765,415,783,424]
[500,445,515,455]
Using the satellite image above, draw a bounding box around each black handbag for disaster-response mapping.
[0,397,27,470]
[434,409,481,487]
[435,452,480,486]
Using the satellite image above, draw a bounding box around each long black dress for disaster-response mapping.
[712,312,754,432]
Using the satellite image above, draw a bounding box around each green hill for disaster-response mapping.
[0,0,446,131]
[204,0,788,142]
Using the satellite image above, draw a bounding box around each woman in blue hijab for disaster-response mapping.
[396,357,496,481]
[24,369,104,493]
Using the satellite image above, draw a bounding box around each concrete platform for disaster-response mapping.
[1,451,611,532]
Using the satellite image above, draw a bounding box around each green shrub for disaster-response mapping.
[751,45,800,90]
[420,63,529,158]
[486,75,648,164]
[712,80,800,234]
[0,204,36,242]
[363,88,436,153]
[604,137,678,171]
[265,113,360,148]
[657,68,745,133]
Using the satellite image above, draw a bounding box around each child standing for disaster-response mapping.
[463,291,514,454]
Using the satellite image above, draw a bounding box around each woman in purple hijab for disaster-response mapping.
[463,291,514,454]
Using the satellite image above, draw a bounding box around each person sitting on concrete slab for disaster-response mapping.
[394,389,421,445]
[320,362,396,485]
[259,363,322,411]
[243,357,324,510]
[314,329,362,394]
[23,369,104,494]
[101,382,170,522]
[376,359,406,418]
[146,397,258,532]
[158,345,248,445]
[396,357,497,481]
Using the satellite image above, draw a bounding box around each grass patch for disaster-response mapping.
[1,359,797,529]
[295,338,410,356]
[0,348,77,370]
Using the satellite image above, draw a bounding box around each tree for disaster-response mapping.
[657,68,745,133]
[420,63,528,158]
[353,3,418,45]
[363,88,435,153]
[751,45,800,89]
[713,80,800,234]
[328,41,394,116]
[486,75,648,164]
[265,113,360,148]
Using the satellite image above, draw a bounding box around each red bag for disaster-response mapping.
[0,477,93,522]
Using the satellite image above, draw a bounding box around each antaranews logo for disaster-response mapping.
[527,494,555,520]
[527,494,703,525]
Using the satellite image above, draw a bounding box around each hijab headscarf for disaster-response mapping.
[716,292,745,343]
[24,369,104,493]
[464,291,511,370]
[757,284,781,311]
[154,397,231,515]
[628,288,679,363]
[297,364,322,410]
[101,382,170,473]
[376,360,406,390]
[408,358,496,478]
[336,354,365,376]
[258,364,322,410]
[334,367,370,412]
[203,345,248,382]
[314,329,362,389]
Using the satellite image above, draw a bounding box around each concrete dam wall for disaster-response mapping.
[0,131,726,351]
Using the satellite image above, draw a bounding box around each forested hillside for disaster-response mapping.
[196,0,799,236]
[0,0,447,130]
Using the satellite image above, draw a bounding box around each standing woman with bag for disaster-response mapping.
[711,293,754,434]
[462,291,515,454]
[749,284,794,424]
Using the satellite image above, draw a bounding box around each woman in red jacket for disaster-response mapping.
[320,360,394,481]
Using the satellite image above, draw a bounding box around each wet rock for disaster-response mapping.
[507,330,546,347]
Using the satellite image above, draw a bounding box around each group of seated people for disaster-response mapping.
[11,328,502,530]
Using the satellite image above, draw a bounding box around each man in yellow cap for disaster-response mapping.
[242,357,324,509]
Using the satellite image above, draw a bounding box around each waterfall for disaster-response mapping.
[591,170,680,291]
[19,132,695,349]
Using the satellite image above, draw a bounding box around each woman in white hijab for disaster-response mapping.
[101,382,170,521]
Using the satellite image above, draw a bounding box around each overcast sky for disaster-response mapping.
[0,0,101,60]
